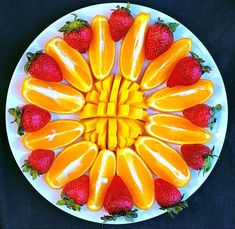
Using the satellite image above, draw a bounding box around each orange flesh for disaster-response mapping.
[135,136,190,187]
[22,120,84,150]
[45,141,98,189]
[145,114,211,144]
[45,37,93,93]
[22,77,85,114]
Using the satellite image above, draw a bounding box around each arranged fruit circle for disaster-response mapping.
[5,3,228,224]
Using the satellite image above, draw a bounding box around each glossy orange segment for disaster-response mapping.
[45,141,98,189]
[22,77,85,114]
[45,37,93,93]
[141,38,192,90]
[145,114,211,144]
[87,149,116,211]
[120,13,150,81]
[22,120,84,150]
[89,16,115,80]
[135,136,190,187]
[147,79,214,112]
[117,148,154,210]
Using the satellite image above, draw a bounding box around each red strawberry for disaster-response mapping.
[101,176,137,223]
[56,176,89,211]
[181,144,216,174]
[22,149,55,179]
[109,3,133,42]
[8,104,51,136]
[59,14,92,53]
[145,17,178,60]
[167,52,211,87]
[24,51,63,82]
[183,104,222,129]
[155,178,188,218]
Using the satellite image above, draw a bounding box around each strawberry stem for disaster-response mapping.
[8,107,24,136]
[22,160,39,180]
[156,17,179,32]
[56,193,81,211]
[208,104,222,130]
[190,52,212,74]
[101,209,138,223]
[112,2,131,13]
[24,50,43,73]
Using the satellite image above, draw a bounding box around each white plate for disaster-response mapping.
[5,3,228,224]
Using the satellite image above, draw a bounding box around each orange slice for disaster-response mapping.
[89,15,115,80]
[135,136,190,187]
[22,77,85,114]
[145,114,211,144]
[45,37,92,93]
[147,79,214,112]
[141,38,192,90]
[117,148,154,210]
[45,141,98,189]
[87,149,116,211]
[22,120,84,150]
[120,12,150,81]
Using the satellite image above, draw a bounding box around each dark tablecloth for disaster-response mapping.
[0,0,235,228]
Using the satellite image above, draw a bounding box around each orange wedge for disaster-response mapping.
[22,77,85,114]
[145,114,211,144]
[117,148,154,210]
[45,37,93,93]
[147,79,214,112]
[141,38,192,90]
[87,149,116,211]
[22,120,84,150]
[89,16,115,80]
[120,12,150,81]
[45,141,98,189]
[135,136,190,187]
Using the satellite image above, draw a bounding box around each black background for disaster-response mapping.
[0,0,235,228]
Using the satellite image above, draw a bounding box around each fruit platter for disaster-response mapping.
[5,3,228,224]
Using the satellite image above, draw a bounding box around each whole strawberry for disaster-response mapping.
[183,104,222,130]
[181,144,216,174]
[24,51,63,82]
[155,178,188,218]
[101,176,137,223]
[145,17,178,60]
[22,149,55,179]
[167,52,212,87]
[109,3,133,42]
[59,14,92,53]
[8,104,51,136]
[56,176,89,211]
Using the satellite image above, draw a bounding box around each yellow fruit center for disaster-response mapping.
[80,74,147,150]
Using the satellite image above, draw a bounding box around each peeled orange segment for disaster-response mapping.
[22,120,84,150]
[141,38,192,90]
[86,90,100,104]
[120,13,150,81]
[145,114,211,144]
[45,37,93,93]
[45,141,98,189]
[135,136,191,187]
[87,149,116,211]
[108,118,117,150]
[22,78,85,114]
[147,79,214,112]
[89,16,115,80]
[117,148,154,209]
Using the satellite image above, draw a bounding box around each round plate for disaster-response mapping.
[5,3,228,224]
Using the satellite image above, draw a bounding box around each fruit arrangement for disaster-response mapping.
[8,3,223,223]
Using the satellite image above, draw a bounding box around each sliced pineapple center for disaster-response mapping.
[80,74,147,150]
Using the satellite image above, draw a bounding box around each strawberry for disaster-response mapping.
[145,17,178,60]
[108,3,133,42]
[101,176,137,223]
[22,149,55,179]
[59,14,92,53]
[183,103,222,129]
[181,144,217,174]
[24,51,63,82]
[167,52,212,87]
[56,176,89,211]
[8,104,51,136]
[154,178,188,218]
